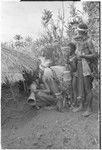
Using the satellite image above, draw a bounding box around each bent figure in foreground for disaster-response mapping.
[27,56,71,111]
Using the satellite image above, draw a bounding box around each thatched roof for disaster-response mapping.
[1,46,38,84]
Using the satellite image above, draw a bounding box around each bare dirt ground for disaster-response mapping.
[1,85,100,149]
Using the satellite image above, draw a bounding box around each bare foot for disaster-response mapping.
[82,109,92,117]
[72,104,83,112]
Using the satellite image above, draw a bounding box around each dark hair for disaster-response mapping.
[68,42,76,55]
[78,24,88,30]
[78,24,88,36]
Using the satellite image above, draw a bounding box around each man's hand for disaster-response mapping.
[79,53,86,58]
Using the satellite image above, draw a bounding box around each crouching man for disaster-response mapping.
[27,57,66,111]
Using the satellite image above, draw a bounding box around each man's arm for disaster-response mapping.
[33,81,50,94]
[81,54,96,59]
[40,81,50,94]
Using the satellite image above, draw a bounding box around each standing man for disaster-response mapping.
[73,23,97,117]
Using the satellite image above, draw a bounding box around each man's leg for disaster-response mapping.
[72,77,85,112]
[82,76,93,117]
[72,76,78,107]
[36,91,57,107]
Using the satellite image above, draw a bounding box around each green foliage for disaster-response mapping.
[25,36,33,46]
[14,34,23,41]
[82,2,100,79]
[40,43,64,65]
[83,2,100,52]
[42,9,53,27]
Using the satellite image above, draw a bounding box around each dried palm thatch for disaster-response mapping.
[1,46,38,84]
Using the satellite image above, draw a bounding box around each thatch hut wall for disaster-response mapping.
[1,46,39,108]
[1,46,38,84]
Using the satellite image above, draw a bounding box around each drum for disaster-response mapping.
[27,92,36,106]
[27,82,37,106]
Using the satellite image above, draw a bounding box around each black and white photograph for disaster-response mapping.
[1,0,101,149]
